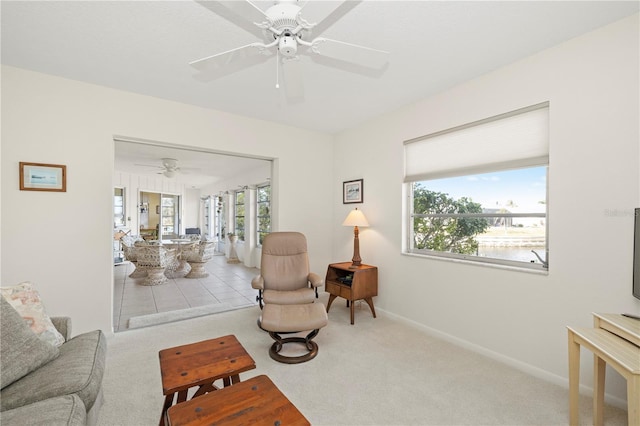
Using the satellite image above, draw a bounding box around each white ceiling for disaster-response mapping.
[113,140,272,188]
[3,1,638,186]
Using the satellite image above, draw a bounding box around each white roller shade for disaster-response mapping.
[404,103,549,182]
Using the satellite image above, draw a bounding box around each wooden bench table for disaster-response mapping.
[167,375,310,426]
[158,335,256,426]
[567,313,640,426]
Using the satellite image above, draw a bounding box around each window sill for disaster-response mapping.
[401,251,548,276]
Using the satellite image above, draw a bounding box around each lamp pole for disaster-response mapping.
[351,225,362,268]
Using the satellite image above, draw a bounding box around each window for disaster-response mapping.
[161,194,179,238]
[215,195,225,241]
[234,190,245,241]
[256,184,271,245]
[114,187,125,228]
[404,103,549,270]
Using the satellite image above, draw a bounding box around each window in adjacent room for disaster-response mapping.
[234,190,245,242]
[256,183,271,246]
[404,103,549,271]
[114,187,125,228]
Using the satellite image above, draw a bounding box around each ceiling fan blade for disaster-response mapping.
[134,163,162,169]
[309,37,389,69]
[299,1,361,37]
[179,167,201,175]
[281,57,304,101]
[194,1,268,38]
[190,43,268,72]
[216,0,267,24]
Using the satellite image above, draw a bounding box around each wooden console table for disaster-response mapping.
[325,262,377,325]
[567,313,640,426]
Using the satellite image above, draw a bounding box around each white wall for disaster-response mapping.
[200,162,271,197]
[184,187,200,232]
[1,66,334,335]
[332,14,639,403]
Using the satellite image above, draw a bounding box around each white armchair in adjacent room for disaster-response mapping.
[183,241,216,278]
[121,235,147,278]
[136,246,176,286]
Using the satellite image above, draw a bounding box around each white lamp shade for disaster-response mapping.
[342,208,369,227]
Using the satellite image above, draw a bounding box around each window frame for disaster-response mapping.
[404,104,549,272]
[256,183,271,247]
[114,187,125,228]
[234,189,245,242]
[407,167,549,272]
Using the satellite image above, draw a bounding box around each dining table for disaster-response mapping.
[160,239,198,276]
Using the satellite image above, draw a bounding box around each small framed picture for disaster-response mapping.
[19,162,67,192]
[343,179,363,204]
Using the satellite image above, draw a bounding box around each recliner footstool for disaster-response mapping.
[260,303,328,364]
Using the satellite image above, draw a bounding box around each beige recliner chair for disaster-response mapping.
[251,232,323,308]
[252,232,328,363]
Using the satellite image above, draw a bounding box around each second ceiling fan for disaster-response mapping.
[190,0,389,99]
[135,158,199,178]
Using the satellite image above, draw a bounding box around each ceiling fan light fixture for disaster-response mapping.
[279,36,297,57]
[162,158,178,170]
[163,170,176,178]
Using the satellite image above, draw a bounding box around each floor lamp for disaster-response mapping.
[342,208,369,268]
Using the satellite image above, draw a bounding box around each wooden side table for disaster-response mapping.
[158,335,256,426]
[167,375,310,426]
[325,262,378,325]
[567,313,640,426]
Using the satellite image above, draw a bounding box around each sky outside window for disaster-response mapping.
[422,166,547,212]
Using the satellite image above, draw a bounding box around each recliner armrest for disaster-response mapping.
[50,316,72,341]
[308,272,324,288]
[251,275,264,290]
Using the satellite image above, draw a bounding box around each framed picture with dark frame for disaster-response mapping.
[19,162,67,192]
[343,179,363,204]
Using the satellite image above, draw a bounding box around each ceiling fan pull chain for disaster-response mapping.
[275,48,280,89]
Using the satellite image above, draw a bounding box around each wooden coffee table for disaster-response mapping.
[167,375,310,426]
[158,335,256,426]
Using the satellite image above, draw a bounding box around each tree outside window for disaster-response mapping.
[412,184,489,254]
[257,184,271,245]
[234,190,245,241]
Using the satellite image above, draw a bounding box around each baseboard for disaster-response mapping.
[376,307,628,410]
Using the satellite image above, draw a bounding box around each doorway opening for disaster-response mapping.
[113,137,273,332]
[139,191,180,241]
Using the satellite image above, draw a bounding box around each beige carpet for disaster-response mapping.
[98,294,627,425]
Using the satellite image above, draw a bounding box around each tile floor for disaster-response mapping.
[113,254,259,332]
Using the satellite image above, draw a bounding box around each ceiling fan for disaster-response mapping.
[190,0,389,99]
[134,158,197,178]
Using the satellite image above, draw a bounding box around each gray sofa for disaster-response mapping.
[0,296,107,425]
